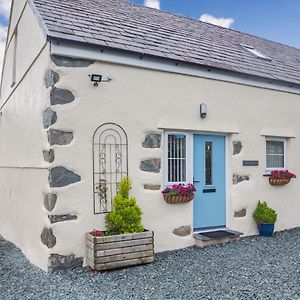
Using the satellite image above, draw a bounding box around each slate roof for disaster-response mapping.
[32,0,300,85]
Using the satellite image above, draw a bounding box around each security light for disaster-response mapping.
[89,74,113,87]
[89,74,102,87]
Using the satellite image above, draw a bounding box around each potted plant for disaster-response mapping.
[269,170,296,186]
[253,201,277,237]
[162,183,196,204]
[86,177,154,271]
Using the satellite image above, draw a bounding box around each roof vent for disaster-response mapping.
[240,44,272,61]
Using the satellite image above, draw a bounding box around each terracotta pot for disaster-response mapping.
[163,193,194,204]
[269,177,291,186]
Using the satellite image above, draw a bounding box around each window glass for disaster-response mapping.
[205,142,213,185]
[168,134,186,183]
[266,140,285,169]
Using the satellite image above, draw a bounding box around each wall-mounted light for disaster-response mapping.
[200,103,207,118]
[89,74,113,87]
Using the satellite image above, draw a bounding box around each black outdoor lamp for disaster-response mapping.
[89,74,113,87]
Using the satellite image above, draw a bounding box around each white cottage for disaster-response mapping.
[1,0,300,272]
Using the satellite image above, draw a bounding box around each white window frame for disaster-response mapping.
[265,137,287,173]
[164,131,193,186]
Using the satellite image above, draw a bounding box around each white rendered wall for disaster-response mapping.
[7,0,27,40]
[0,2,49,270]
[48,58,300,264]
[1,3,45,104]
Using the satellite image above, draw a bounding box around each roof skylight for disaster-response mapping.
[241,44,272,61]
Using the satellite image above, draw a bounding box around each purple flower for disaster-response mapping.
[162,183,196,196]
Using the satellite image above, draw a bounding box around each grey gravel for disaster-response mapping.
[1,228,300,300]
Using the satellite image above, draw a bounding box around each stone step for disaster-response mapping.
[194,229,243,248]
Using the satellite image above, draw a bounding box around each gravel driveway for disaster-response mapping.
[1,229,300,300]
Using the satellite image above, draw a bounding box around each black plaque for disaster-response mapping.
[243,160,259,166]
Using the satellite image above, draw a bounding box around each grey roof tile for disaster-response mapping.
[32,0,300,85]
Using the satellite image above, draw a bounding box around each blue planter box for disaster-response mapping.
[258,223,275,237]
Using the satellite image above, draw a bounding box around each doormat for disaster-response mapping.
[200,230,236,239]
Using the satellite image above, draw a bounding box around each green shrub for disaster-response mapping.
[105,177,144,235]
[253,201,277,224]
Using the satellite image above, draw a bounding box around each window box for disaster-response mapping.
[268,170,296,186]
[269,177,291,186]
[163,193,194,204]
[162,183,196,204]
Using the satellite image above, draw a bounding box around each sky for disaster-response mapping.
[0,0,10,71]
[0,0,300,72]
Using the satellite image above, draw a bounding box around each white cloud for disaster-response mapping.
[200,13,234,28]
[144,0,160,9]
[0,0,11,16]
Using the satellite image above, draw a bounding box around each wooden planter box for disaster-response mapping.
[86,231,154,271]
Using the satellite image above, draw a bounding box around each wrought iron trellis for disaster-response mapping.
[92,123,128,214]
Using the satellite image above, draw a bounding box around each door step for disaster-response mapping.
[193,229,243,248]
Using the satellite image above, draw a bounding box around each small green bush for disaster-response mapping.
[253,201,277,224]
[105,177,144,235]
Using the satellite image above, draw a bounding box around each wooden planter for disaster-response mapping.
[163,193,194,204]
[269,177,291,186]
[86,231,154,271]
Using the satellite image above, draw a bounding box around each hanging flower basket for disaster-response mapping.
[268,170,296,186]
[163,193,194,204]
[269,177,291,186]
[162,183,196,204]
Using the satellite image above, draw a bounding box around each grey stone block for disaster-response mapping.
[48,214,78,224]
[144,184,161,190]
[43,149,55,163]
[48,254,83,273]
[50,87,75,105]
[44,69,60,88]
[142,133,162,148]
[44,194,57,211]
[47,129,73,146]
[233,174,250,185]
[173,225,192,237]
[233,141,242,155]
[51,55,94,68]
[140,159,161,173]
[49,167,81,187]
[234,209,247,218]
[43,108,57,129]
[41,227,56,248]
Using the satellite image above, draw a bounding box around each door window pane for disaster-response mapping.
[266,140,285,169]
[168,134,186,182]
[205,142,213,185]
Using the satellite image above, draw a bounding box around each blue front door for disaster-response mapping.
[193,135,226,230]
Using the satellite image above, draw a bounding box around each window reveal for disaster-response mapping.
[266,140,285,169]
[167,134,187,183]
